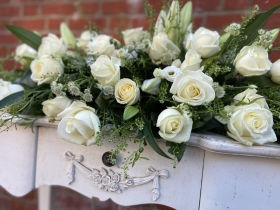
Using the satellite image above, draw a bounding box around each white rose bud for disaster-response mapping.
[156,108,193,143]
[0,79,24,100]
[122,27,143,46]
[180,49,202,71]
[171,59,182,68]
[227,103,277,146]
[14,43,37,65]
[233,46,272,77]
[162,66,182,82]
[42,96,72,119]
[57,101,101,146]
[115,78,140,105]
[90,55,121,86]
[88,35,115,57]
[148,32,180,65]
[270,59,280,84]
[170,70,215,106]
[141,78,161,95]
[233,88,269,109]
[185,27,220,58]
[153,68,165,79]
[38,34,67,57]
[30,55,64,85]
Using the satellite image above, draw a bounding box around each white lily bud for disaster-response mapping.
[165,0,180,46]
[141,78,161,95]
[270,28,279,44]
[154,10,167,36]
[60,23,76,48]
[180,1,192,36]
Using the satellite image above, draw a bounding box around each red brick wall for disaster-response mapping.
[0,0,280,209]
[0,0,280,70]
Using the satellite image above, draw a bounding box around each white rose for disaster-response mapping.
[270,59,280,84]
[88,35,115,56]
[42,96,72,119]
[30,55,64,85]
[0,79,24,100]
[122,27,143,45]
[141,78,161,95]
[233,88,269,109]
[227,103,277,146]
[14,43,37,65]
[38,34,67,57]
[156,108,193,143]
[170,70,215,106]
[185,27,220,58]
[233,46,272,77]
[162,66,182,82]
[77,30,98,48]
[115,78,140,105]
[148,32,180,64]
[90,55,121,86]
[57,101,101,146]
[180,49,202,71]
[153,68,165,79]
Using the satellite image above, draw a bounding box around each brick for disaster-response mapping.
[265,13,280,29]
[131,17,149,30]
[206,14,242,30]
[147,0,164,12]
[155,204,175,210]
[79,2,99,15]
[0,34,19,44]
[22,190,37,201]
[252,0,280,10]
[193,16,203,30]
[47,17,65,30]
[0,47,6,57]
[0,0,10,3]
[269,50,280,62]
[68,19,90,31]
[11,199,26,210]
[192,0,221,11]
[89,17,106,30]
[0,6,20,16]
[0,19,10,31]
[12,18,45,30]
[109,17,131,31]
[23,5,39,16]
[25,202,38,210]
[102,0,143,15]
[224,0,248,10]
[0,197,11,209]
[42,3,76,15]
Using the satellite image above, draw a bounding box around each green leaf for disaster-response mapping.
[244,75,279,87]
[166,142,187,162]
[16,70,37,88]
[142,115,171,159]
[0,91,24,109]
[123,106,139,121]
[240,4,280,48]
[192,112,211,129]
[6,25,42,50]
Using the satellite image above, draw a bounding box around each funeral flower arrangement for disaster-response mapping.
[1,0,280,170]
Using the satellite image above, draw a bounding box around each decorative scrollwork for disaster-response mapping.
[64,151,169,201]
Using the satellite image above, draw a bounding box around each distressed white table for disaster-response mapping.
[0,118,280,210]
